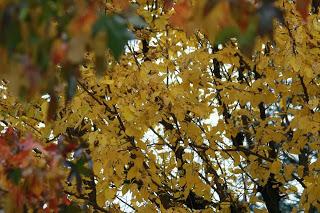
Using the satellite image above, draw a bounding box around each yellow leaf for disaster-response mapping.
[41,101,49,121]
[284,164,295,180]
[103,79,114,85]
[122,106,136,121]
[97,192,106,207]
[312,17,320,31]
[127,167,138,180]
[308,99,319,109]
[233,153,240,166]
[270,161,281,174]
[289,56,301,72]
[104,188,117,200]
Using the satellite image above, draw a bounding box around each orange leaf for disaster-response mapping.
[11,187,25,211]
[169,0,193,28]
[68,6,97,35]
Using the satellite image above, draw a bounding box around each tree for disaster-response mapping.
[0,0,319,212]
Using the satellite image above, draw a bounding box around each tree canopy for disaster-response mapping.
[0,0,320,212]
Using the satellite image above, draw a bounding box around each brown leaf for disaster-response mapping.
[164,0,174,12]
[112,0,130,11]
[296,0,311,20]
[47,91,58,121]
[203,0,219,16]
[230,0,252,31]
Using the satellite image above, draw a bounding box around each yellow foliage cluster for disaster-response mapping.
[0,0,319,212]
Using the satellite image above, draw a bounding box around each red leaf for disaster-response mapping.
[51,40,68,65]
[4,127,19,144]
[10,151,30,167]
[48,198,59,213]
[64,143,78,154]
[0,138,11,160]
[45,143,58,152]
[5,127,15,136]
[63,195,72,206]
[19,135,38,151]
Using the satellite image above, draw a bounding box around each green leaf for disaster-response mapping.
[7,168,22,185]
[60,202,83,213]
[95,55,106,76]
[75,157,91,177]
[127,14,147,28]
[66,75,77,102]
[19,6,29,21]
[0,6,21,53]
[92,15,135,60]
[215,26,240,45]
[238,19,257,55]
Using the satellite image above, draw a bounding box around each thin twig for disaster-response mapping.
[115,195,136,211]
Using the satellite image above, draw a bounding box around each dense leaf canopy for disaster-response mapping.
[0,0,320,212]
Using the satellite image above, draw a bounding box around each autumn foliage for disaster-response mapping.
[0,0,320,212]
[0,128,66,211]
